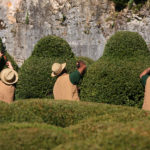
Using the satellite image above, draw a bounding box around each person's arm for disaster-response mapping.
[0,52,3,58]
[69,61,87,85]
[140,67,150,79]
[76,61,87,75]
[6,61,13,69]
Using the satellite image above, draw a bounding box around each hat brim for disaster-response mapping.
[0,68,18,85]
[51,63,66,77]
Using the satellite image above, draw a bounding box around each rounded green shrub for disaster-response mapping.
[31,35,74,59]
[80,31,150,107]
[16,35,77,99]
[104,31,149,58]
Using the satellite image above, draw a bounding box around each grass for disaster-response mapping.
[0,99,150,149]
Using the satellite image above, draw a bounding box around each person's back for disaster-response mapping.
[140,67,150,111]
[0,68,18,103]
[53,73,79,101]
[0,80,15,103]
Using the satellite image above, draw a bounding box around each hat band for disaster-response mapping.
[4,75,16,82]
[4,71,16,83]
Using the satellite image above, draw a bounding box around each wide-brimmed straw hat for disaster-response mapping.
[51,63,66,77]
[0,68,18,85]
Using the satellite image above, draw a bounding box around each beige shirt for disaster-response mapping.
[53,74,80,101]
[142,76,150,111]
[0,80,15,103]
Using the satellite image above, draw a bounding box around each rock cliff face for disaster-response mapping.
[0,0,150,66]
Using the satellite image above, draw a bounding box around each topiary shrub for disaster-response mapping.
[80,31,150,107]
[104,31,149,58]
[31,35,74,59]
[16,35,76,99]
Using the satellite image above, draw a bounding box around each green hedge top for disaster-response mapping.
[104,31,149,59]
[32,35,74,59]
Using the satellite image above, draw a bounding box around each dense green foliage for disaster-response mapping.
[0,99,147,127]
[0,99,150,149]
[0,123,69,150]
[16,35,76,99]
[112,0,129,11]
[111,0,147,11]
[80,31,150,107]
[5,52,19,71]
[32,35,74,59]
[104,31,149,58]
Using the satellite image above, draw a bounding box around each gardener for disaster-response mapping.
[0,52,18,103]
[140,67,150,111]
[51,61,86,101]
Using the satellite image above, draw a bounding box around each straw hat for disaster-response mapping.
[0,68,18,85]
[51,63,66,77]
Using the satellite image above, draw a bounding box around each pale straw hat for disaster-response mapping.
[51,63,66,77]
[0,68,18,85]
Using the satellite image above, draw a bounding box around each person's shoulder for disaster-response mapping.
[69,70,81,85]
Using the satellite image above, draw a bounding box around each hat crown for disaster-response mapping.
[52,63,61,73]
[51,63,66,77]
[4,70,15,81]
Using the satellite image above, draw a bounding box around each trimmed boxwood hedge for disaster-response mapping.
[0,99,147,127]
[104,31,149,58]
[81,56,150,107]
[80,31,150,107]
[0,99,149,150]
[16,35,76,99]
[0,123,70,150]
[31,35,74,59]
